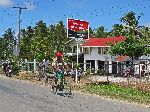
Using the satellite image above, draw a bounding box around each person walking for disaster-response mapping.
[41,58,49,83]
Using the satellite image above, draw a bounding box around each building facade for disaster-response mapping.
[67,36,150,74]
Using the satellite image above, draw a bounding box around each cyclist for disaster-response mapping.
[53,52,65,92]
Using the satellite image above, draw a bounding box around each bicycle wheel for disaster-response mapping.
[51,78,57,94]
[51,84,57,94]
[63,82,73,98]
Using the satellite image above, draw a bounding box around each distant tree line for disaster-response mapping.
[0,11,149,62]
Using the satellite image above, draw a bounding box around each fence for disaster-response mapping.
[91,63,150,84]
[105,63,150,77]
[69,62,92,75]
[20,59,39,73]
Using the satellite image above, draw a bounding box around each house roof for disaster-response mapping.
[116,56,128,62]
[81,36,126,47]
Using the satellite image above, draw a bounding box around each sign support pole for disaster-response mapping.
[75,38,79,83]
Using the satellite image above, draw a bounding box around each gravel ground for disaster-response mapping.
[0,75,150,112]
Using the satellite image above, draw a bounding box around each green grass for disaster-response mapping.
[83,83,150,105]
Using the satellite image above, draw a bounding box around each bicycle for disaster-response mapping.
[51,72,73,97]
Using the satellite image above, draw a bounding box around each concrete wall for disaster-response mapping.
[84,47,112,61]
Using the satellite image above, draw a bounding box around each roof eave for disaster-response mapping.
[81,46,110,47]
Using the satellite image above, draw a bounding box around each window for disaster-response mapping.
[98,47,101,54]
[67,47,72,53]
[73,46,77,53]
[98,47,108,54]
[80,47,83,53]
[83,47,91,54]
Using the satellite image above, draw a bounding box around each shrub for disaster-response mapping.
[85,68,91,76]
[97,69,106,76]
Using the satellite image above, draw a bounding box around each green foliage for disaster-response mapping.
[85,68,91,76]
[0,28,15,60]
[20,26,33,60]
[89,27,96,37]
[0,11,149,64]
[19,21,68,62]
[120,11,139,28]
[97,69,106,76]
[31,20,49,61]
[110,35,148,60]
[110,11,150,62]
[110,24,125,36]
[95,26,108,38]
[74,63,80,69]
[84,84,150,104]
[10,56,20,75]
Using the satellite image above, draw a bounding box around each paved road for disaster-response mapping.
[0,76,149,112]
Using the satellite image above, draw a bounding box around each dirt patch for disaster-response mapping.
[5,71,150,93]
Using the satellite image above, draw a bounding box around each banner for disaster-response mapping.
[67,18,89,39]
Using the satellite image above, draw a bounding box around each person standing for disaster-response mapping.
[70,68,75,82]
[41,58,49,83]
[77,67,82,83]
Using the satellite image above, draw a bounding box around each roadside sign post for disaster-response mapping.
[75,38,79,83]
[67,18,89,83]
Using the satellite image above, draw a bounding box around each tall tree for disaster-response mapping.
[120,11,143,37]
[20,26,33,60]
[89,27,95,37]
[95,26,108,38]
[0,38,6,59]
[110,11,149,64]
[51,21,68,54]
[110,35,147,63]
[110,24,125,36]
[31,20,49,61]
[2,28,15,59]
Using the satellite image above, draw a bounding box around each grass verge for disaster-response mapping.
[82,83,150,105]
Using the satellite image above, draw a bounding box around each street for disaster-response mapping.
[0,76,149,112]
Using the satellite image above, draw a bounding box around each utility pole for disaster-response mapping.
[13,6,27,55]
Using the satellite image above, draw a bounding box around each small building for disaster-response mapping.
[80,36,126,73]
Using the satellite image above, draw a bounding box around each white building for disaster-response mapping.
[67,36,150,74]
[67,36,126,73]
[80,36,126,73]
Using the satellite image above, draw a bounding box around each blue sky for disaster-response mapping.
[0,0,150,36]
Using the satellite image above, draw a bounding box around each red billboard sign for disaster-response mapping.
[67,18,89,39]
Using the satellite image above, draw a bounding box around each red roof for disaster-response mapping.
[116,56,128,62]
[81,36,126,47]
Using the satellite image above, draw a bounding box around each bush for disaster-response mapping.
[97,69,106,76]
[12,61,20,76]
[74,63,80,69]
[85,69,91,76]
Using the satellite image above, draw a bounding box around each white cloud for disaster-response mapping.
[0,0,13,7]
[143,23,150,28]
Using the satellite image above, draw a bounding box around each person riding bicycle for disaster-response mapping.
[55,65,64,90]
[3,60,13,77]
[53,52,65,91]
